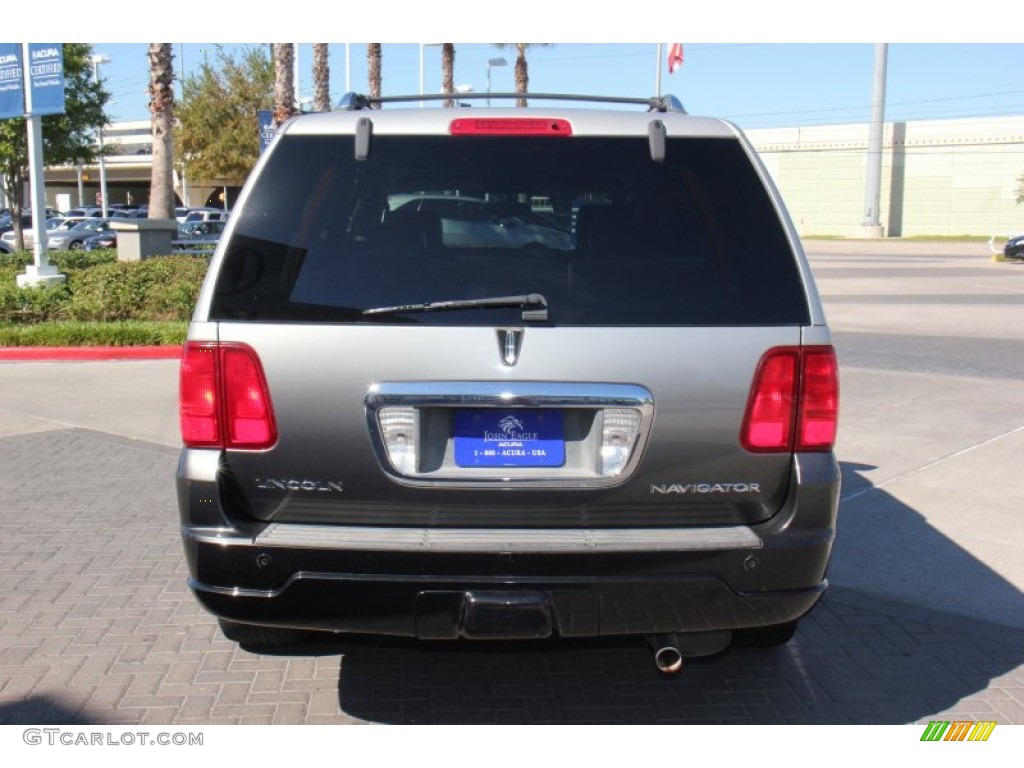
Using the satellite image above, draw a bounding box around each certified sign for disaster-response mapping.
[0,43,25,120]
[258,110,276,154]
[26,43,65,116]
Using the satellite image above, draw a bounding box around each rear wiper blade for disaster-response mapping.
[362,293,549,322]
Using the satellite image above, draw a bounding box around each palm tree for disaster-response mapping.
[313,43,331,112]
[147,43,175,219]
[272,43,296,126]
[494,43,551,107]
[367,44,382,108]
[441,43,455,108]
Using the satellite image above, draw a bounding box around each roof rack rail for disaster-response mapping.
[335,92,687,114]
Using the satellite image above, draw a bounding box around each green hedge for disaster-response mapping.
[0,321,188,347]
[0,251,207,344]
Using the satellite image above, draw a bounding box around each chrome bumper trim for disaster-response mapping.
[186,523,761,553]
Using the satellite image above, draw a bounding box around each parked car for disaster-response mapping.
[107,205,151,219]
[0,211,29,234]
[1004,234,1024,260]
[173,220,226,253]
[47,218,112,250]
[182,208,228,225]
[83,229,117,250]
[62,207,104,219]
[0,216,81,250]
[176,219,226,240]
[0,211,63,239]
[176,93,840,670]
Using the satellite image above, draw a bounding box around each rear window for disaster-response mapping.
[210,134,809,326]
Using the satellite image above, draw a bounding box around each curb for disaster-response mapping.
[0,346,182,362]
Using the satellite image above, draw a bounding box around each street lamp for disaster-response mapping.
[90,54,111,218]
[454,84,473,108]
[486,57,507,107]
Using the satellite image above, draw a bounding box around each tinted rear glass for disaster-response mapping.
[210,134,809,325]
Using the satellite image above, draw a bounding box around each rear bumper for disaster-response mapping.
[190,571,826,639]
[177,451,839,639]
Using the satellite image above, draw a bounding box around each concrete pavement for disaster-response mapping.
[0,238,1021,724]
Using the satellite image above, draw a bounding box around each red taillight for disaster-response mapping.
[742,349,799,452]
[796,348,839,451]
[179,342,277,450]
[179,343,220,447]
[449,118,572,136]
[741,346,838,453]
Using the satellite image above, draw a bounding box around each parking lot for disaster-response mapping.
[0,240,1022,725]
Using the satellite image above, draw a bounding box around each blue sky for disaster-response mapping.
[23,2,1024,129]
[90,42,1024,130]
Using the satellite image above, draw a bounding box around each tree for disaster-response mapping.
[494,44,551,107]
[313,44,331,112]
[441,44,455,108]
[367,44,382,108]
[175,46,274,186]
[1016,173,1024,205]
[272,44,297,127]
[147,44,175,219]
[0,43,109,250]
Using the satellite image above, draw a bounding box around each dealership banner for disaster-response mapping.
[0,42,25,120]
[26,43,65,116]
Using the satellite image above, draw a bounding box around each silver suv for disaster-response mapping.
[176,93,840,671]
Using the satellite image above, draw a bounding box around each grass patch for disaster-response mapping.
[903,235,993,243]
[0,320,187,346]
[801,234,995,242]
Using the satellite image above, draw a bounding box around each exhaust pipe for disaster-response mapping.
[647,634,683,674]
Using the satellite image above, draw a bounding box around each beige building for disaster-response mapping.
[11,120,237,213]
[749,115,1024,238]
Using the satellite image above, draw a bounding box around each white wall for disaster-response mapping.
[749,116,1024,237]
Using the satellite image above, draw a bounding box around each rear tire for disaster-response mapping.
[69,241,84,251]
[734,619,799,648]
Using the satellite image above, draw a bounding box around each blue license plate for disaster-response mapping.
[454,410,565,468]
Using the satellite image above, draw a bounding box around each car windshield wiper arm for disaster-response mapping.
[362,293,549,322]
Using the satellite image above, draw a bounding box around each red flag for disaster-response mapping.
[668,43,684,74]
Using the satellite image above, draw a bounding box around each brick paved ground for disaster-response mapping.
[1,428,1021,725]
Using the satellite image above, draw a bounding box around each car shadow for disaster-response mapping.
[290,460,1020,724]
[0,696,104,725]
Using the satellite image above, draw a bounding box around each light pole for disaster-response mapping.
[90,54,110,218]
[861,43,888,238]
[419,43,443,107]
[486,57,507,107]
